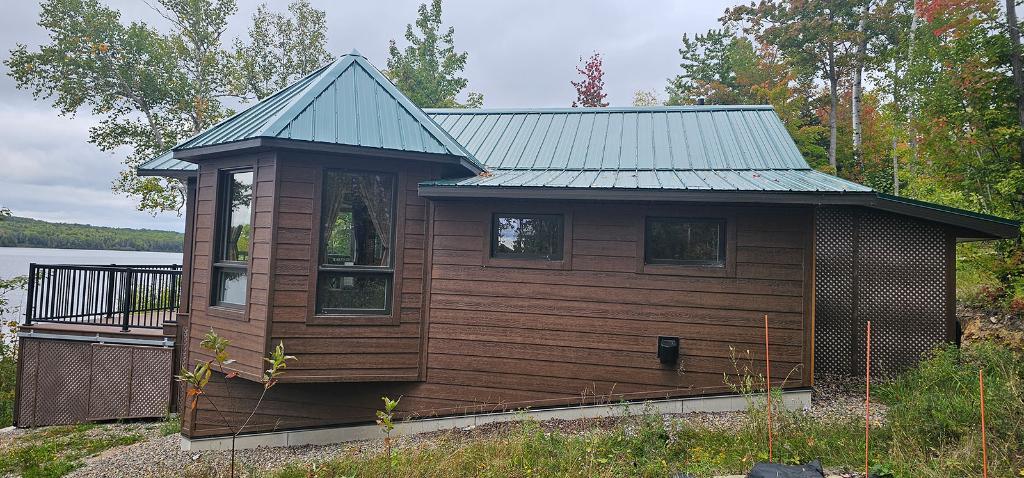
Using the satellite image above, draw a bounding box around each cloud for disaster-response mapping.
[0,0,734,232]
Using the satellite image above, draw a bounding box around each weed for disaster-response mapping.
[264,341,1024,478]
[0,424,143,478]
[160,413,181,436]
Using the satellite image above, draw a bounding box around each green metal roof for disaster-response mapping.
[131,68,1017,239]
[149,50,482,170]
[137,150,190,176]
[420,168,870,192]
[426,106,808,170]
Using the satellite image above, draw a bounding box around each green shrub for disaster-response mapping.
[877,342,1024,477]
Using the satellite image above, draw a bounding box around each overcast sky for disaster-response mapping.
[0,0,733,232]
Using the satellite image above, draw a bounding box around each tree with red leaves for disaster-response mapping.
[571,52,609,107]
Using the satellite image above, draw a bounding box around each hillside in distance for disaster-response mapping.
[0,216,184,252]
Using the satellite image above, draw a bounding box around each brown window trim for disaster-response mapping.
[637,213,737,278]
[482,207,573,271]
[307,166,406,326]
[208,165,256,321]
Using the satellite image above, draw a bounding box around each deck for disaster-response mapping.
[23,263,181,333]
[15,263,181,428]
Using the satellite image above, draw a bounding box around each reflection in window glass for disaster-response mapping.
[222,171,252,262]
[320,171,394,266]
[492,214,563,260]
[316,273,389,313]
[214,170,253,307]
[645,218,724,266]
[216,269,248,306]
[316,170,396,315]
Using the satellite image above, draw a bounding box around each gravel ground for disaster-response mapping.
[55,376,882,478]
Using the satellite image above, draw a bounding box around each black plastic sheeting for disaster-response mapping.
[746,460,825,478]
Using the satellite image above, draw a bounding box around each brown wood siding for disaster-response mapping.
[183,193,814,438]
[185,152,275,381]
[266,154,433,382]
[416,201,812,407]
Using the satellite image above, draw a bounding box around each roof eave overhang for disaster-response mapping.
[136,168,197,179]
[867,194,1019,241]
[417,185,1020,240]
[172,137,485,175]
[418,184,874,204]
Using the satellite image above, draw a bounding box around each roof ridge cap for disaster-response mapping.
[425,105,776,114]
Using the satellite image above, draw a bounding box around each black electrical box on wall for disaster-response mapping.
[658,336,679,364]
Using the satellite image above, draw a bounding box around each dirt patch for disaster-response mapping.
[959,305,1024,351]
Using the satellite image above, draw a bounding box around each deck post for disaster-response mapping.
[121,268,134,332]
[24,263,36,326]
[104,265,117,319]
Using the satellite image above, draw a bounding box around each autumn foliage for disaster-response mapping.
[571,52,609,108]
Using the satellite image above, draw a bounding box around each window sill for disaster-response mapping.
[206,305,248,321]
[640,263,734,278]
[308,313,400,326]
[482,257,570,270]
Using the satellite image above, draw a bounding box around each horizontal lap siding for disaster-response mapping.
[415,201,812,411]
[187,153,274,380]
[267,158,430,381]
[185,193,813,438]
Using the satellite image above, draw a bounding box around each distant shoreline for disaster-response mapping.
[0,216,184,253]
[0,245,183,254]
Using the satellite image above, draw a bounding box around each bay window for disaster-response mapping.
[316,169,396,315]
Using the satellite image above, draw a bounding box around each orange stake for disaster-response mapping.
[980,368,988,478]
[865,321,871,478]
[764,314,773,463]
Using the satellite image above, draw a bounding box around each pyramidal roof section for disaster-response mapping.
[173,50,483,171]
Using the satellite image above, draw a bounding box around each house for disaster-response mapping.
[16,50,1019,446]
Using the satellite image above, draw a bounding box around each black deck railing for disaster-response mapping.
[24,263,182,331]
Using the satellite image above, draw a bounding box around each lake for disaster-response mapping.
[0,247,183,325]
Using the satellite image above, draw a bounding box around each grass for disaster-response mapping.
[160,413,182,436]
[265,341,1024,478]
[267,411,869,478]
[0,423,145,478]
[875,342,1024,477]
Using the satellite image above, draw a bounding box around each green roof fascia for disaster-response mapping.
[872,193,1020,239]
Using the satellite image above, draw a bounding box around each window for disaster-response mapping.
[491,214,564,260]
[644,217,725,266]
[213,170,253,307]
[316,170,396,315]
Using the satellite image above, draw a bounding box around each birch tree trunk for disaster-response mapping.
[892,137,900,195]
[907,9,919,166]
[828,48,839,172]
[1006,0,1024,161]
[853,14,868,173]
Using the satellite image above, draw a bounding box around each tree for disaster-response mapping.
[178,330,295,478]
[1006,0,1024,159]
[665,28,828,167]
[7,0,331,215]
[725,0,861,173]
[632,89,661,106]
[571,52,609,107]
[231,0,333,100]
[666,28,749,105]
[386,0,482,108]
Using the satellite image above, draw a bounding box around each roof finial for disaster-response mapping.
[348,48,363,57]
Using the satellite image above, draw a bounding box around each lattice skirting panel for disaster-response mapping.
[815,206,955,376]
[16,337,174,427]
